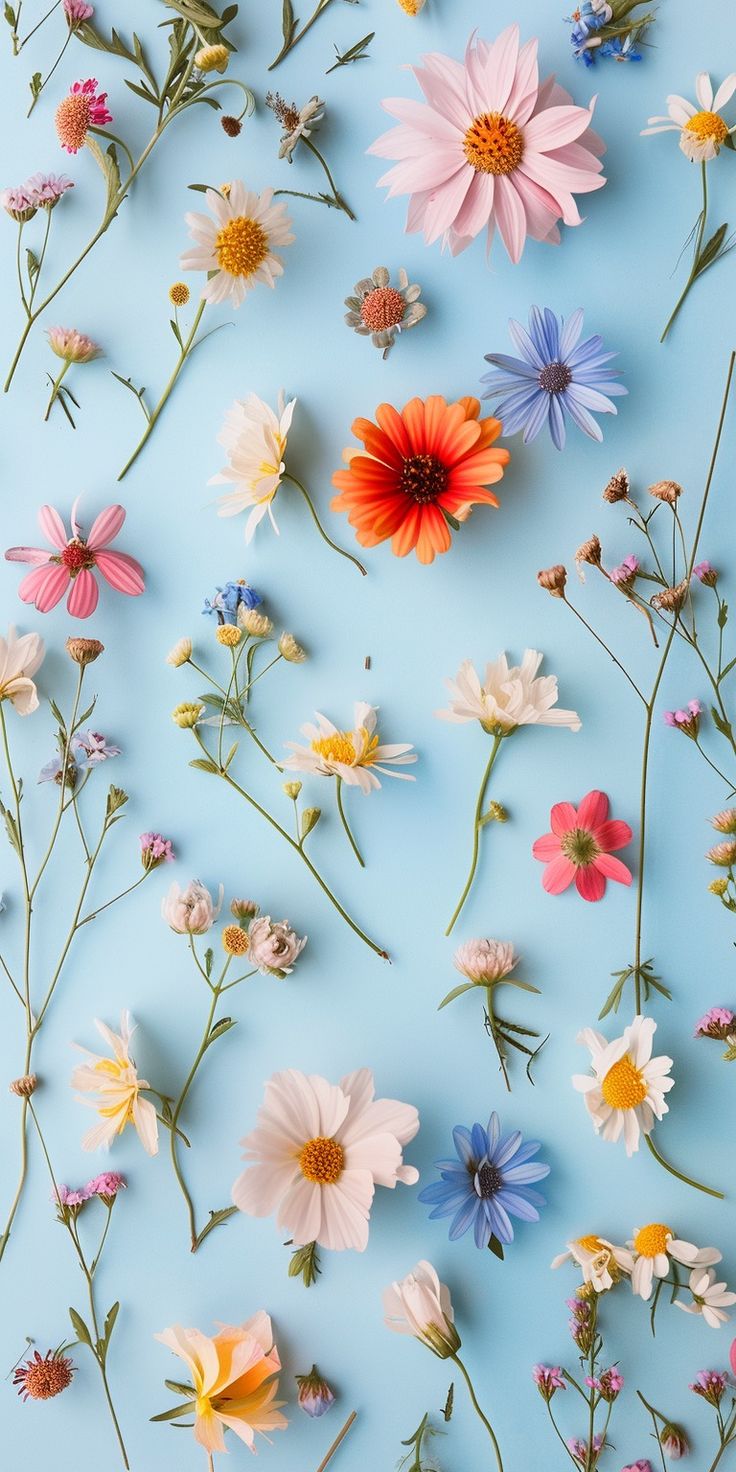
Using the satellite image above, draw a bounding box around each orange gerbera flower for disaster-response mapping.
[331,395,510,565]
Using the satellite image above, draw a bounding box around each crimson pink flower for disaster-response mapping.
[532,789,633,902]
[5,501,144,619]
[55,79,112,154]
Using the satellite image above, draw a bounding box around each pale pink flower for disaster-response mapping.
[695,1006,736,1039]
[85,1171,126,1199]
[63,0,94,23]
[247,915,306,975]
[1,184,38,221]
[5,501,144,619]
[47,326,102,364]
[162,879,223,933]
[140,833,175,870]
[610,554,639,585]
[26,172,75,207]
[368,25,605,263]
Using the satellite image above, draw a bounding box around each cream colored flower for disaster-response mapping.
[628,1223,722,1301]
[166,637,192,668]
[642,72,736,161]
[247,915,306,976]
[181,182,294,308]
[674,1267,736,1328]
[551,1234,632,1293]
[436,651,581,735]
[71,1011,158,1155]
[453,939,518,984]
[0,627,44,715]
[573,1015,674,1156]
[283,701,416,793]
[162,880,223,934]
[240,608,273,637]
[209,391,295,540]
[383,1260,460,1358]
[278,632,306,663]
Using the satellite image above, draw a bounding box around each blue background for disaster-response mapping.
[1,0,736,1468]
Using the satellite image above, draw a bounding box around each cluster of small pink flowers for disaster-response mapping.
[694,1006,736,1039]
[63,0,94,24]
[140,832,175,870]
[690,1369,728,1405]
[663,700,702,737]
[610,554,639,586]
[620,1462,652,1472]
[567,1297,594,1352]
[54,1173,126,1213]
[568,1433,605,1465]
[586,1367,624,1401]
[533,1365,566,1401]
[1,173,74,221]
[693,560,718,586]
[86,1171,126,1200]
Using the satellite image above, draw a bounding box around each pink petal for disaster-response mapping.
[575,864,606,902]
[541,853,576,894]
[510,168,561,242]
[504,37,540,126]
[550,801,577,836]
[595,819,633,852]
[452,170,494,239]
[379,97,463,145]
[594,854,632,887]
[422,165,473,244]
[493,175,528,263]
[94,549,145,595]
[532,832,561,861]
[577,790,609,829]
[87,504,126,550]
[67,568,99,619]
[524,103,595,153]
[5,546,52,565]
[19,564,69,611]
[37,504,68,550]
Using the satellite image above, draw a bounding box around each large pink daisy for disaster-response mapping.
[369,25,606,262]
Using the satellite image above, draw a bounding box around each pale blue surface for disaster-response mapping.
[1,2,736,1469]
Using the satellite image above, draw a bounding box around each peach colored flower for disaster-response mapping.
[155,1312,287,1455]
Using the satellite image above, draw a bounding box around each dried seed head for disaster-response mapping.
[537,564,567,597]
[602,468,630,503]
[221,114,242,138]
[575,535,603,568]
[651,580,688,613]
[9,1074,37,1097]
[649,479,683,504]
[65,636,104,665]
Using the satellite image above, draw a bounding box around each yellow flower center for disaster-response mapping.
[633,1223,672,1258]
[684,110,729,143]
[463,112,524,175]
[577,1234,606,1253]
[215,216,269,278]
[222,923,249,956]
[311,729,378,767]
[299,1136,345,1184]
[601,1055,648,1110]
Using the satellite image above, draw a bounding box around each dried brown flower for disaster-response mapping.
[602,468,630,503]
[13,1350,74,1401]
[575,535,603,569]
[649,479,683,504]
[651,580,688,613]
[9,1074,37,1098]
[65,636,104,665]
[221,114,242,138]
[537,564,567,597]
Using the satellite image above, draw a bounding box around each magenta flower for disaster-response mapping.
[610,553,639,585]
[621,1463,652,1472]
[568,1435,605,1465]
[663,700,702,737]
[53,1183,90,1208]
[533,1365,566,1400]
[695,1006,736,1039]
[140,833,175,870]
[586,1367,623,1400]
[6,502,144,619]
[532,789,633,901]
[690,1370,728,1404]
[693,560,718,585]
[55,79,112,154]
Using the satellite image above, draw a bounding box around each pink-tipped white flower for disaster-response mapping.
[47,327,102,365]
[162,880,223,934]
[369,25,605,263]
[573,1016,674,1155]
[71,1011,158,1156]
[5,501,144,619]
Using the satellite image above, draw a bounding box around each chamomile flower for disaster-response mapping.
[551,1233,631,1292]
[181,183,294,307]
[643,72,736,162]
[628,1223,721,1301]
[572,1016,674,1155]
[675,1267,736,1328]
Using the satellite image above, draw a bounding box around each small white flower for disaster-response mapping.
[209,391,296,541]
[166,637,192,668]
[674,1267,736,1328]
[628,1223,722,1301]
[436,651,581,735]
[551,1234,632,1293]
[383,1260,461,1358]
[162,879,223,934]
[642,72,736,162]
[0,626,45,715]
[283,701,416,794]
[572,1015,674,1156]
[453,939,518,984]
[181,182,294,308]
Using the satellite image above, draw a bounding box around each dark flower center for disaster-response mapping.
[538,361,572,394]
[475,1160,503,1199]
[59,539,94,575]
[399,453,448,504]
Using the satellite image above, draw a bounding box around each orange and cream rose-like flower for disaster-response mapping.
[154,1311,286,1454]
[573,1015,674,1156]
[71,1011,158,1155]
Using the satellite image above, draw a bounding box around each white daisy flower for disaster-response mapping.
[180,182,294,307]
[0,626,45,715]
[628,1222,722,1301]
[642,72,736,161]
[71,1011,158,1156]
[231,1067,419,1252]
[551,1234,632,1293]
[435,651,581,734]
[209,391,295,540]
[572,1015,674,1156]
[674,1266,736,1328]
[283,701,417,794]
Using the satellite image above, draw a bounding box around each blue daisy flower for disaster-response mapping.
[600,34,643,61]
[202,579,263,624]
[481,306,627,451]
[417,1113,550,1249]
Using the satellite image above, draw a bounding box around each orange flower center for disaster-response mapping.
[684,110,729,143]
[360,286,406,332]
[299,1136,345,1184]
[55,92,92,151]
[633,1223,672,1258]
[60,540,94,575]
[601,1055,648,1109]
[400,453,448,504]
[560,827,599,866]
[463,112,524,175]
[222,923,249,956]
[215,216,269,277]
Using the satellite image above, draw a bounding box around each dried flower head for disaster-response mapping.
[241,608,273,637]
[63,0,93,25]
[694,1006,736,1039]
[195,42,229,73]
[139,832,174,870]
[453,938,518,984]
[9,1074,37,1097]
[216,624,242,647]
[602,468,630,503]
[55,79,112,154]
[345,267,426,358]
[222,922,250,956]
[610,554,639,587]
[575,535,602,569]
[707,839,736,867]
[171,702,204,729]
[65,635,104,665]
[711,808,736,834]
[221,114,242,137]
[47,326,102,364]
[166,637,192,668]
[230,897,259,920]
[168,282,190,307]
[279,632,306,663]
[266,92,324,159]
[396,0,427,11]
[537,564,567,597]
[649,479,683,504]
[282,781,302,800]
[13,1350,74,1401]
[651,580,688,614]
[709,877,729,896]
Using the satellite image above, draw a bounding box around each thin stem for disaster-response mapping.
[315,1410,357,1472]
[79,872,149,928]
[636,1393,668,1472]
[170,971,218,1250]
[117,298,207,478]
[301,135,356,219]
[660,162,708,343]
[284,473,366,575]
[268,0,333,69]
[485,986,510,1092]
[545,1400,581,1468]
[43,357,70,421]
[563,597,647,704]
[644,1131,723,1198]
[694,738,734,789]
[335,777,364,867]
[27,27,71,115]
[451,1353,504,1472]
[634,622,678,1008]
[17,0,60,50]
[446,736,503,935]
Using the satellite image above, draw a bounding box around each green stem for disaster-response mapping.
[16,0,59,51]
[43,357,70,421]
[335,777,364,867]
[564,596,647,704]
[27,26,71,115]
[301,135,356,219]
[268,0,333,69]
[169,955,219,1250]
[446,735,503,935]
[117,298,207,478]
[451,1353,504,1472]
[644,1131,723,1199]
[284,473,366,575]
[660,162,708,343]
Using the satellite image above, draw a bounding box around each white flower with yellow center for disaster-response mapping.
[573,1015,674,1156]
[283,701,417,794]
[209,391,295,540]
[436,651,581,735]
[628,1222,722,1301]
[71,1011,158,1156]
[674,1267,736,1328]
[551,1234,632,1292]
[180,182,294,307]
[642,72,736,162]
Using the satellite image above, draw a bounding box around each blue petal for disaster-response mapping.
[488,1197,514,1243]
[501,1161,551,1185]
[482,352,539,380]
[451,1125,475,1165]
[449,1194,482,1241]
[496,1189,541,1222]
[559,308,584,360]
[473,1203,491,1249]
[522,390,552,443]
[562,387,605,440]
[471,1121,489,1159]
[508,316,546,369]
[549,393,567,450]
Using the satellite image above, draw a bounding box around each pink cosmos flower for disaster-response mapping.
[532,789,633,901]
[368,25,605,263]
[5,501,144,619]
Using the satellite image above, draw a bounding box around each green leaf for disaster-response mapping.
[28,72,42,101]
[68,1307,92,1347]
[281,0,297,46]
[442,1383,454,1422]
[101,1301,120,1353]
[437,981,476,1010]
[598,966,632,1019]
[103,142,121,214]
[287,1239,321,1286]
[4,5,17,30]
[711,704,734,740]
[718,600,729,630]
[204,947,213,977]
[150,1399,196,1423]
[222,742,238,770]
[170,317,184,348]
[164,0,227,27]
[487,1234,505,1261]
[165,1379,195,1397]
[2,809,21,858]
[124,78,161,107]
[189,757,220,773]
[207,1016,236,1043]
[192,1205,238,1248]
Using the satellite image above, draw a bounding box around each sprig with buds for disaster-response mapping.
[267,93,356,219]
[326,30,373,73]
[269,0,359,70]
[161,887,306,1251]
[636,1391,690,1465]
[3,2,255,393]
[0,638,170,1268]
[534,1296,623,1472]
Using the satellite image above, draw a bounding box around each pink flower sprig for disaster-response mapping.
[532,789,633,901]
[5,500,144,618]
[664,700,703,738]
[140,833,175,871]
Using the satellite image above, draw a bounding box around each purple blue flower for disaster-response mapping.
[600,34,643,60]
[481,307,626,451]
[417,1111,550,1248]
[202,579,263,624]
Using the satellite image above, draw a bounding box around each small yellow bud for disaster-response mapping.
[301,807,321,838]
[166,637,192,668]
[283,781,302,800]
[169,282,190,307]
[195,42,229,73]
